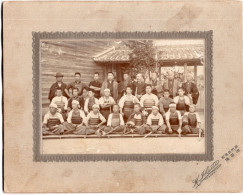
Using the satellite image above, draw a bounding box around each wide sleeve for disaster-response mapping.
[110,96,116,104]
[140,95,145,107]
[158,114,164,126]
[184,96,191,105]
[51,97,56,105]
[120,114,125,126]
[43,114,48,124]
[154,95,159,106]
[95,98,99,107]
[173,96,179,104]
[98,97,104,105]
[118,96,125,108]
[67,111,72,123]
[106,114,112,126]
[64,97,68,110]
[165,112,170,121]
[84,98,89,113]
[196,112,201,123]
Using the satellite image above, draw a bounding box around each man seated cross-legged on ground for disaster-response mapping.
[83,104,106,136]
[42,103,64,135]
[125,103,147,135]
[182,104,204,135]
[165,103,182,135]
[141,106,166,135]
[63,100,86,134]
[102,104,125,136]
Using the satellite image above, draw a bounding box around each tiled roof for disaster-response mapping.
[93,44,204,65]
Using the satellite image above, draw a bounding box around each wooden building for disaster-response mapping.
[41,40,205,112]
[41,40,112,110]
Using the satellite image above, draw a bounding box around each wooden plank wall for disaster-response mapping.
[41,40,111,109]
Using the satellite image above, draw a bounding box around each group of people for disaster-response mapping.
[43,70,203,137]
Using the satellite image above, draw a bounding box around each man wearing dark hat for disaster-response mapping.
[48,72,67,102]
[65,72,88,98]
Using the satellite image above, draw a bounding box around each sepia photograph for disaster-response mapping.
[38,36,208,156]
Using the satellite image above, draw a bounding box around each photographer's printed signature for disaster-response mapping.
[192,160,221,189]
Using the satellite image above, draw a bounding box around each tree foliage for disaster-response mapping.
[124,40,156,79]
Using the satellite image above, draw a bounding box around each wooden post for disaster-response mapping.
[194,65,197,84]
[104,64,108,80]
[184,63,187,82]
[159,66,162,81]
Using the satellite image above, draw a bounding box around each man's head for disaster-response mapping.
[49,103,58,114]
[178,88,185,97]
[74,72,81,82]
[136,73,143,82]
[163,89,170,98]
[169,103,176,113]
[186,73,193,82]
[104,88,110,97]
[189,104,196,113]
[88,89,95,98]
[82,87,88,97]
[107,72,114,81]
[126,85,133,95]
[113,104,119,113]
[72,88,79,97]
[55,72,63,82]
[134,103,141,113]
[72,100,80,109]
[92,104,99,114]
[123,73,129,81]
[167,71,174,81]
[56,88,62,97]
[94,72,99,81]
[151,72,157,81]
[152,106,159,115]
[145,84,152,94]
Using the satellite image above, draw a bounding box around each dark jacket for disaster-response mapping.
[118,79,133,99]
[132,81,146,96]
[48,82,67,102]
[182,82,199,104]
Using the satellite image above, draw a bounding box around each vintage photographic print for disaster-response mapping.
[33,32,212,161]
[4,1,243,193]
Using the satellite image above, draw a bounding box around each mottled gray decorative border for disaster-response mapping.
[32,31,213,162]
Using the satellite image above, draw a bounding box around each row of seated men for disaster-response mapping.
[43,84,203,136]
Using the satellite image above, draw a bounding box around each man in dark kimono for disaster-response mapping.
[48,72,67,102]
[182,73,199,104]
[163,71,180,98]
[118,72,133,99]
[132,73,146,100]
